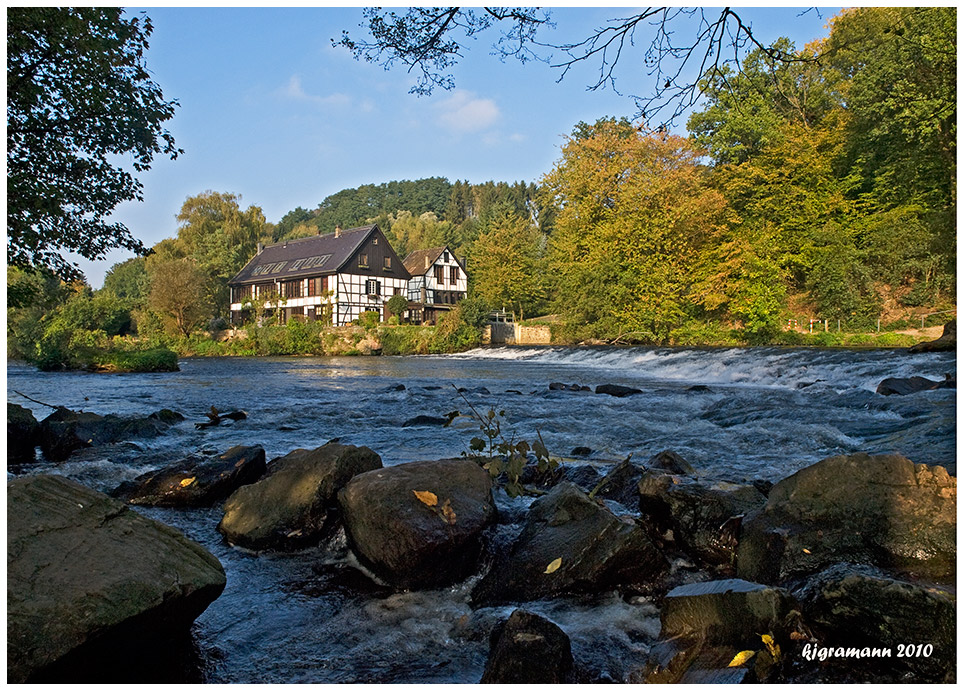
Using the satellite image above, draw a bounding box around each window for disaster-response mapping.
[383,257,392,270]
[450,266,458,285]
[372,237,378,245]
[393,287,403,295]
[443,251,450,263]
[282,280,303,298]
[366,279,380,296]
[307,276,328,296]
[434,265,445,284]
[359,253,369,268]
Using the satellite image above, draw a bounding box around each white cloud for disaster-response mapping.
[435,90,501,133]
[281,75,351,108]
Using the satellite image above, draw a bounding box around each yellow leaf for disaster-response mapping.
[545,557,563,574]
[179,477,196,487]
[413,490,438,507]
[728,650,756,667]
[761,634,781,658]
[440,499,457,525]
[802,548,811,554]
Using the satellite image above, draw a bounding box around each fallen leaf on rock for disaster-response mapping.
[728,650,756,667]
[761,633,781,659]
[545,557,562,574]
[413,490,438,507]
[802,548,812,554]
[440,499,457,525]
[179,477,196,487]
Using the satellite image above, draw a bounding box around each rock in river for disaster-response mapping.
[737,453,956,584]
[480,609,574,684]
[38,406,184,462]
[8,403,40,463]
[338,459,496,589]
[908,319,956,353]
[8,475,226,683]
[472,482,667,605]
[218,442,382,551]
[595,383,643,398]
[112,445,266,507]
[875,374,955,396]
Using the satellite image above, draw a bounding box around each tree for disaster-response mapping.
[336,7,817,124]
[102,256,151,303]
[468,207,547,320]
[147,259,208,338]
[386,294,409,320]
[544,121,731,341]
[7,7,179,279]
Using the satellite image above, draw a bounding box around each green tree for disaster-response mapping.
[147,258,208,338]
[102,256,150,303]
[468,207,547,320]
[382,210,456,257]
[386,294,409,320]
[7,7,179,279]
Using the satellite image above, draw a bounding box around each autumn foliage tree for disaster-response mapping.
[544,122,732,341]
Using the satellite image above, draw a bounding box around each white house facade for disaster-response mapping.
[402,246,469,324]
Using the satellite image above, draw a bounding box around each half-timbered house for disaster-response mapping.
[402,246,468,324]
[228,225,410,326]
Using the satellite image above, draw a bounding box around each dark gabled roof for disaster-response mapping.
[403,247,447,276]
[229,225,377,285]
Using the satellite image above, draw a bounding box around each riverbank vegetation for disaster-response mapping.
[7,7,954,368]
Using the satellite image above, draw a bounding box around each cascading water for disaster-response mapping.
[6,345,956,682]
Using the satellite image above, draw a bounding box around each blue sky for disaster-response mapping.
[80,6,839,286]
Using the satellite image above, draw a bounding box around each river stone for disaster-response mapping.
[7,474,226,683]
[647,449,697,476]
[8,403,40,463]
[736,453,956,584]
[794,563,955,683]
[38,407,180,462]
[480,609,574,684]
[471,482,667,605]
[592,457,648,507]
[595,383,643,397]
[218,442,382,551]
[908,320,956,353]
[640,579,795,684]
[401,414,448,427]
[338,459,496,589]
[112,445,266,507]
[875,374,955,396]
[638,472,765,567]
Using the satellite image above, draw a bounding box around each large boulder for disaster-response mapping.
[8,403,40,464]
[737,453,956,584]
[472,482,667,605]
[38,407,184,462]
[595,383,643,398]
[641,579,797,684]
[112,445,266,507]
[875,374,955,396]
[794,563,955,683]
[338,459,496,589]
[638,472,766,567]
[218,442,382,551]
[7,475,226,683]
[908,320,956,353]
[480,609,574,683]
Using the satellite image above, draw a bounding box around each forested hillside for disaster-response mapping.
[8,7,955,364]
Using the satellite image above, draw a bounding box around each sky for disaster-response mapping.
[74,5,840,287]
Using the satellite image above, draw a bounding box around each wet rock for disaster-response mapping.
[640,579,796,684]
[595,383,643,398]
[401,414,448,427]
[112,445,267,507]
[338,459,496,589]
[218,442,382,551]
[195,407,247,429]
[638,472,765,567]
[505,389,523,395]
[908,320,956,353]
[471,482,668,605]
[876,374,955,396]
[737,453,956,584]
[794,563,955,683]
[647,449,697,477]
[480,609,574,683]
[8,403,40,463]
[383,383,406,392]
[456,386,490,395]
[686,385,711,393]
[550,382,591,392]
[570,446,593,456]
[38,407,180,462]
[149,408,185,424]
[8,475,226,683]
[592,457,648,507]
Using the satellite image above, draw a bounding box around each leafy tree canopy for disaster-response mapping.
[7,7,179,279]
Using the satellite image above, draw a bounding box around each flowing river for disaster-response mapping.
[6,346,956,682]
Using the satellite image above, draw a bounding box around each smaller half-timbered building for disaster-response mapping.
[402,246,468,324]
[228,225,410,326]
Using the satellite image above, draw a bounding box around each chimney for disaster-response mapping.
[335,225,342,238]
[256,242,264,255]
[424,255,430,270]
